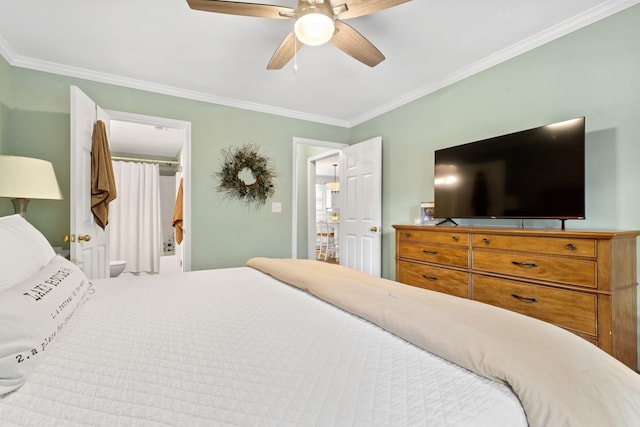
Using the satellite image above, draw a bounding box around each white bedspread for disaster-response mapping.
[0,267,526,426]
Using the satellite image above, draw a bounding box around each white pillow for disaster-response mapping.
[0,214,56,292]
[0,255,91,395]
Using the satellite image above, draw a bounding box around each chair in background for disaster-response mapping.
[317,220,337,262]
[316,221,327,260]
[330,224,339,262]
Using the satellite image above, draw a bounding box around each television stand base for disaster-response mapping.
[436,218,458,227]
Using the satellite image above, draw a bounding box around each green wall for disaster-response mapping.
[352,5,640,279]
[0,63,349,269]
[0,54,11,153]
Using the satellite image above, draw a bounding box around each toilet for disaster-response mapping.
[109,260,127,278]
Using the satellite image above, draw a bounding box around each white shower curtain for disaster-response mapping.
[110,161,163,274]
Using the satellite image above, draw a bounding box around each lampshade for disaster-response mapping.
[326,181,340,192]
[325,163,340,193]
[294,6,335,46]
[0,155,63,217]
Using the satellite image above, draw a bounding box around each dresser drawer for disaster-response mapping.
[399,243,469,268]
[397,260,469,298]
[399,229,469,246]
[472,234,596,257]
[473,275,597,336]
[472,249,597,288]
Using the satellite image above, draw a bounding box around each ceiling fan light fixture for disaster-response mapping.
[294,7,334,46]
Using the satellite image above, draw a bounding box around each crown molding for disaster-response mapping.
[0,33,16,65]
[347,0,640,127]
[0,42,350,128]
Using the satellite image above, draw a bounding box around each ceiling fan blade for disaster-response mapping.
[339,0,411,20]
[186,0,293,19]
[331,20,385,67]
[267,31,303,70]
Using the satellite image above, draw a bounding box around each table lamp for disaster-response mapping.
[0,155,63,218]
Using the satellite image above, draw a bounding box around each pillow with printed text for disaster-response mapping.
[0,255,90,395]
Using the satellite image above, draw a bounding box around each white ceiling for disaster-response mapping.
[109,120,184,158]
[109,119,184,159]
[316,154,340,177]
[0,0,637,129]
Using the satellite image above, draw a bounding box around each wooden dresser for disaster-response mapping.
[393,225,640,370]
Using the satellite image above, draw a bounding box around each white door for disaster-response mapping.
[69,86,109,279]
[339,137,382,277]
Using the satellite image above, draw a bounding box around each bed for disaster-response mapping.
[1,214,639,426]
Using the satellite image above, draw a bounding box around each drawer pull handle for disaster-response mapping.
[422,250,438,255]
[511,261,538,268]
[422,274,438,281]
[452,236,459,242]
[404,233,411,238]
[511,293,538,303]
[565,243,576,251]
[482,238,490,245]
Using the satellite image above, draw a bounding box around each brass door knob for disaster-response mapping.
[77,234,92,242]
[63,234,75,243]
[370,226,378,232]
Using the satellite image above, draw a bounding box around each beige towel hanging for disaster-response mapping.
[90,120,117,229]
[172,178,184,244]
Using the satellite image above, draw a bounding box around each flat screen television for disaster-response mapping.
[434,117,585,223]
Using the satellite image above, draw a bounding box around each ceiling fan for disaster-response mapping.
[186,0,412,69]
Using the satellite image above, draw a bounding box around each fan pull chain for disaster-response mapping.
[294,35,298,73]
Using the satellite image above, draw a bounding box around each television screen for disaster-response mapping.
[434,117,585,220]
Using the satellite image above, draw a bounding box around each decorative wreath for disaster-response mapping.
[216,143,276,208]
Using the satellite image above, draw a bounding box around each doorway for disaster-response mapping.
[105,109,192,273]
[310,151,341,264]
[291,136,383,276]
[291,138,347,260]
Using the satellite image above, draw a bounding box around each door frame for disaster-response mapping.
[104,109,192,271]
[291,137,347,259]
